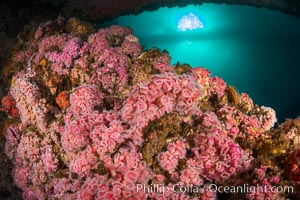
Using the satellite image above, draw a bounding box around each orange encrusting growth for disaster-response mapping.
[56,91,70,109]
[39,58,47,67]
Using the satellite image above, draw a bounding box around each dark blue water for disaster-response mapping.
[102,4,300,122]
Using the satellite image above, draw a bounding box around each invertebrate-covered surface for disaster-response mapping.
[0,17,299,200]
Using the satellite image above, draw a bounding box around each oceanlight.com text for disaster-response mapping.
[136,183,294,195]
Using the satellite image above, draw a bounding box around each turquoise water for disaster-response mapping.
[102,4,300,122]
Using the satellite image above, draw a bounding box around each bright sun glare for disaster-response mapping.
[177,12,204,31]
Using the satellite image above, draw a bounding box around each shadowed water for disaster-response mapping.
[102,4,300,122]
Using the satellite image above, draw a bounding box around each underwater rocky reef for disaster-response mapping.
[0,17,300,200]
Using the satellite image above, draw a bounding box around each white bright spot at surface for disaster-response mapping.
[177,12,204,31]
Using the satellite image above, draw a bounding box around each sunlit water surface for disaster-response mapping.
[103,4,300,122]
